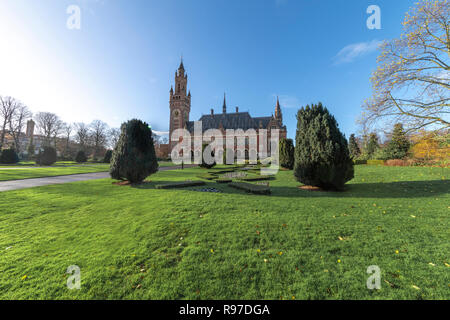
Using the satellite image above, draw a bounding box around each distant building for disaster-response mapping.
[1,120,46,156]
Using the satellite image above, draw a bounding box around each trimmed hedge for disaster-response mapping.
[353,160,367,165]
[155,180,205,189]
[238,175,272,182]
[197,174,218,180]
[216,178,232,183]
[367,160,385,166]
[228,182,271,195]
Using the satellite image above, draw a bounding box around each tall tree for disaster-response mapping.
[362,0,449,132]
[348,134,361,159]
[0,96,19,149]
[108,128,120,149]
[384,123,411,159]
[35,112,61,147]
[279,138,295,169]
[63,123,72,157]
[366,133,379,158]
[90,120,108,158]
[9,104,32,153]
[74,122,90,151]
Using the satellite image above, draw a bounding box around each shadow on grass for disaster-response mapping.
[132,178,449,198]
[269,179,449,199]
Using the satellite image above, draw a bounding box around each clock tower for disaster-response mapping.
[169,59,191,152]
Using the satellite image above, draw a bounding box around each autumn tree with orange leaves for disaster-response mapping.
[361,0,449,133]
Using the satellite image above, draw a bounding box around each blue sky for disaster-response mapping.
[0,0,416,139]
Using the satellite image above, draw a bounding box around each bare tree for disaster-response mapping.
[108,127,120,149]
[74,122,90,151]
[361,0,449,133]
[35,112,61,147]
[90,120,108,158]
[52,119,64,150]
[9,104,32,153]
[0,96,20,149]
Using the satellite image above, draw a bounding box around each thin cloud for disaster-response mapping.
[333,40,384,65]
[272,94,301,109]
[152,130,169,136]
[275,0,288,7]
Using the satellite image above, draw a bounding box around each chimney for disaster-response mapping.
[211,109,214,116]
[236,107,239,113]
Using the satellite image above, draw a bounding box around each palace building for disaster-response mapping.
[162,60,287,159]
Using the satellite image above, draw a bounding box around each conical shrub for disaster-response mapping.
[110,119,158,183]
[294,103,354,190]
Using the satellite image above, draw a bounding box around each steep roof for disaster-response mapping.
[186,112,274,133]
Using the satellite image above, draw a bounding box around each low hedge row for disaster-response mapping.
[238,175,272,182]
[155,180,206,189]
[367,160,385,166]
[197,174,218,180]
[228,182,271,195]
[216,178,232,183]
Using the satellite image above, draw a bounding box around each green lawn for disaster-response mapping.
[0,161,179,181]
[0,165,448,299]
[0,164,110,181]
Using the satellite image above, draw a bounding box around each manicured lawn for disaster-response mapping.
[0,164,110,181]
[0,165,448,299]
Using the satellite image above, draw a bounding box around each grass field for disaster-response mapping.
[0,165,448,299]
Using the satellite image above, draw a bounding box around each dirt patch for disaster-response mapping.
[112,180,152,186]
[298,185,325,192]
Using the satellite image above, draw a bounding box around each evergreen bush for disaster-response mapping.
[294,103,354,190]
[110,119,158,183]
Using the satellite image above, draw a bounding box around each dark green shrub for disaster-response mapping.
[294,103,354,190]
[200,143,216,169]
[279,138,294,169]
[103,150,113,163]
[0,148,19,164]
[110,119,158,183]
[384,123,411,159]
[75,150,88,163]
[35,147,57,166]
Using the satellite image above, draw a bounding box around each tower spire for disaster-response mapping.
[223,92,227,114]
[179,56,184,71]
[275,96,282,122]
